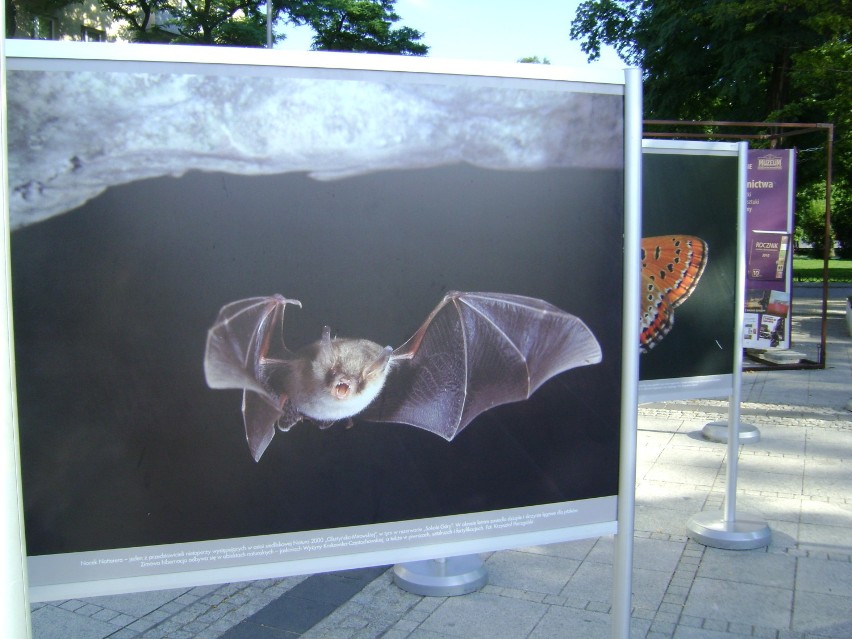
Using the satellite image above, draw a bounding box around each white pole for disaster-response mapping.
[612,66,642,639]
[686,142,770,550]
[266,1,273,49]
[0,18,34,639]
[723,144,749,522]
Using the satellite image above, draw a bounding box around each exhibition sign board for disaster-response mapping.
[742,149,795,350]
[4,41,639,602]
[639,140,745,402]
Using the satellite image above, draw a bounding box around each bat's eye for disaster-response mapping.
[334,382,350,399]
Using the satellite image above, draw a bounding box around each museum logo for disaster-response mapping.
[757,154,783,170]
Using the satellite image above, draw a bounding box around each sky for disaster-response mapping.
[275,0,625,71]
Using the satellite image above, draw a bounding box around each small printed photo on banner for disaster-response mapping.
[766,290,790,318]
[758,314,786,346]
[747,231,790,281]
[743,313,759,342]
[746,289,771,314]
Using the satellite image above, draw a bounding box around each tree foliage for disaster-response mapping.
[95,0,427,52]
[287,0,427,54]
[97,0,177,42]
[569,1,851,188]
[165,0,267,45]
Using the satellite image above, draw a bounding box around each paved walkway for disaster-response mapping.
[30,285,852,639]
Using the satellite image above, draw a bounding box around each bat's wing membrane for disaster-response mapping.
[363,292,602,440]
[241,390,290,462]
[204,296,294,393]
[204,295,301,461]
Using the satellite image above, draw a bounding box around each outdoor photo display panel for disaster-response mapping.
[743,149,795,350]
[639,141,742,400]
[6,42,629,599]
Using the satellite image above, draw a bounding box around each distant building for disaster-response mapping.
[9,1,124,41]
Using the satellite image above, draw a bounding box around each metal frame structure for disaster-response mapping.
[644,120,835,370]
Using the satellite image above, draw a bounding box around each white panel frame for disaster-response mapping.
[638,139,744,404]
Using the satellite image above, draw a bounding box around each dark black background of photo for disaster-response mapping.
[12,163,624,556]
[639,152,740,381]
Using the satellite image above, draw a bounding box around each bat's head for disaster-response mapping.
[295,327,392,421]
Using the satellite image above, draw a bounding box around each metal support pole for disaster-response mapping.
[611,67,642,639]
[820,125,834,368]
[393,555,488,597]
[0,21,34,639]
[266,1,273,49]
[702,419,760,444]
[687,142,770,550]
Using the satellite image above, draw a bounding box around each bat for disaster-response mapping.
[204,291,603,461]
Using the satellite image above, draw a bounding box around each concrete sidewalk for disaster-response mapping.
[30,285,852,639]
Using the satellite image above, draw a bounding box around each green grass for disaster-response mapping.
[792,257,852,282]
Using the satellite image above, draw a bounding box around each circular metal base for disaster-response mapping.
[687,511,771,550]
[702,421,761,444]
[393,555,488,597]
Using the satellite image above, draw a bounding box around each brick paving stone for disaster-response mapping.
[659,602,685,615]
[109,613,137,627]
[90,608,120,622]
[678,615,703,628]
[656,611,681,625]
[728,622,754,635]
[58,600,87,612]
[650,620,677,634]
[702,618,729,632]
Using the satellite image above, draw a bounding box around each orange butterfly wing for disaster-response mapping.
[640,235,708,353]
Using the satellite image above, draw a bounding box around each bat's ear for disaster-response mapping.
[320,325,333,356]
[364,346,393,380]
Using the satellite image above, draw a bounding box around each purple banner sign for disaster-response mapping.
[743,149,795,349]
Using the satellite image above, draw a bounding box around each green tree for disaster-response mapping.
[97,0,427,52]
[517,55,551,64]
[831,180,852,258]
[166,0,267,45]
[288,0,427,54]
[796,183,832,257]
[97,0,176,42]
[6,0,18,36]
[569,0,850,188]
[570,0,851,255]
[98,0,275,44]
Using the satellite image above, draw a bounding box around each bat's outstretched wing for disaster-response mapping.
[204,295,301,461]
[361,291,602,440]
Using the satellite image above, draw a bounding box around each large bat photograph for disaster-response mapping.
[205,292,602,461]
[7,44,627,589]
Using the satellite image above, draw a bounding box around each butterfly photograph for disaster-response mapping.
[639,149,741,382]
[640,234,708,354]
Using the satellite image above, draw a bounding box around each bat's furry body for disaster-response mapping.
[276,333,392,422]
